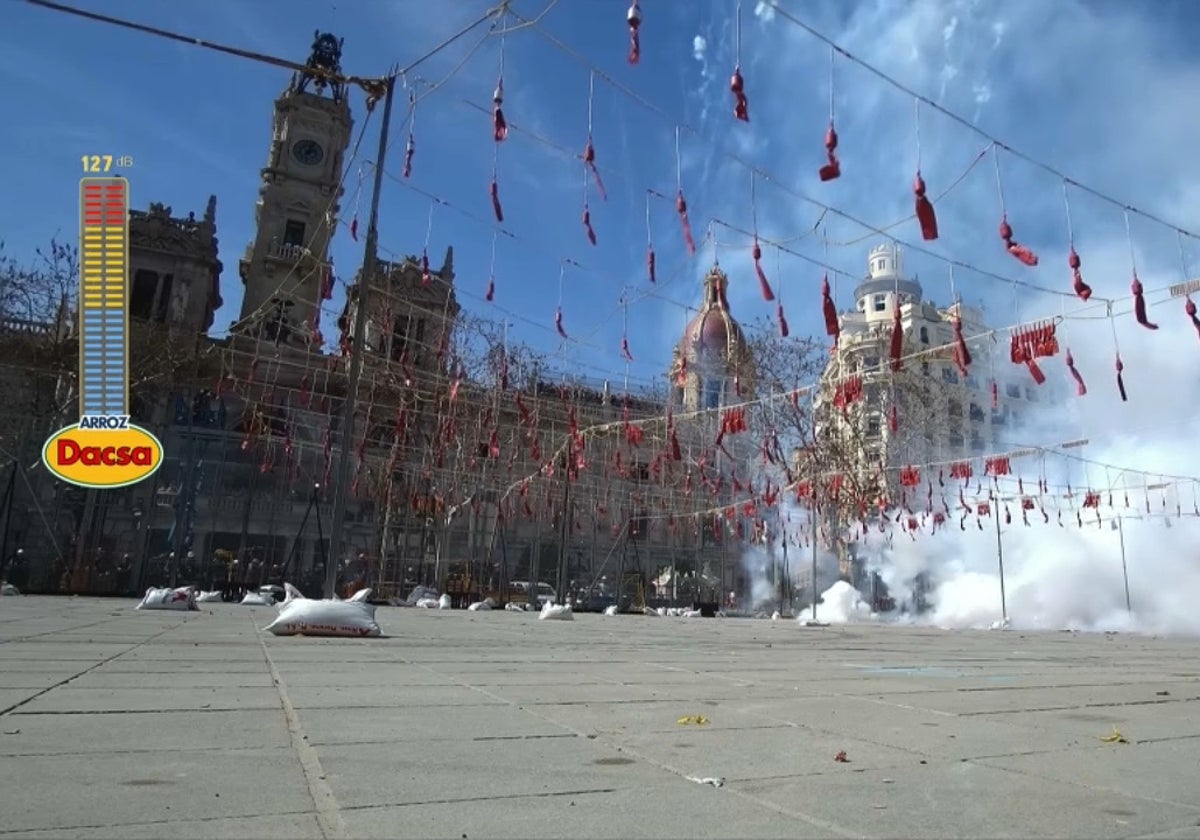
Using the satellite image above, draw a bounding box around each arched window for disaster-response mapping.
[919,326,929,344]
[702,377,722,409]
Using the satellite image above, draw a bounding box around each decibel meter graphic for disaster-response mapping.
[78,177,129,417]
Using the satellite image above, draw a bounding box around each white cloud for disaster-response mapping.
[692,34,708,61]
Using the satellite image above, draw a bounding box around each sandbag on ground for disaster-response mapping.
[264,584,381,637]
[137,586,198,611]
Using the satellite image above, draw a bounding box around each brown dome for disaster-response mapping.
[677,266,748,359]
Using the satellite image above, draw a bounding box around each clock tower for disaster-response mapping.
[236,32,354,347]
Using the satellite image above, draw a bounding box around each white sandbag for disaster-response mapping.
[137,586,198,611]
[538,601,574,621]
[505,601,526,612]
[240,591,270,606]
[415,597,439,609]
[603,605,619,616]
[468,599,494,611]
[196,590,223,603]
[264,585,381,637]
[1,583,19,596]
[438,594,452,610]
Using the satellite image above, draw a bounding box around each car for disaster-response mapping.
[508,581,557,607]
[258,584,286,605]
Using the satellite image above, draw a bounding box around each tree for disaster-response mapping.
[743,314,980,579]
[0,239,76,326]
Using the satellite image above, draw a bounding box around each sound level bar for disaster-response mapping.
[79,177,129,418]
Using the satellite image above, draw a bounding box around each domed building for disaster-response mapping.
[669,266,755,412]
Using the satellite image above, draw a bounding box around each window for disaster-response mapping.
[130,269,158,320]
[947,400,962,418]
[919,326,929,344]
[864,355,880,370]
[866,418,881,436]
[942,367,959,384]
[1006,383,1022,399]
[873,294,886,312]
[965,373,979,388]
[921,361,931,377]
[413,318,427,364]
[631,462,650,482]
[857,299,866,311]
[969,402,985,422]
[702,377,722,409]
[1024,386,1038,402]
[970,433,985,451]
[156,275,173,321]
[283,219,306,247]
[390,316,409,361]
[672,386,684,407]
[991,406,1007,426]
[949,433,964,449]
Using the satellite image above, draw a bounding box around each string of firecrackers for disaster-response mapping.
[212,293,1193,523]
[212,258,1187,455]
[520,2,1200,338]
[209,355,1200,547]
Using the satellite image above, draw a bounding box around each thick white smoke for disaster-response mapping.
[742,237,1200,636]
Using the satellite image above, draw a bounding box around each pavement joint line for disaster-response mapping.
[255,615,348,840]
[399,657,868,840]
[970,755,1200,815]
[334,786,627,811]
[959,696,1200,716]
[0,808,318,836]
[0,619,190,717]
[0,616,136,645]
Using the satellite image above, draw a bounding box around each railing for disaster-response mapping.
[266,242,318,263]
[198,495,334,519]
[0,316,55,335]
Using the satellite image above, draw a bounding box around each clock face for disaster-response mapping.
[291,139,325,166]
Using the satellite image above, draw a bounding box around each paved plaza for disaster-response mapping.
[1,597,1199,838]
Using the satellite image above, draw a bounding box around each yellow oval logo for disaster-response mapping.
[42,422,164,489]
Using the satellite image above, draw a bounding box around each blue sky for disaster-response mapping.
[5,0,1200,444]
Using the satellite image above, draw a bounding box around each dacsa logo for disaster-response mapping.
[42,416,164,489]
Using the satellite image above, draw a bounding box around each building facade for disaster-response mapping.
[2,34,761,607]
[816,243,1046,483]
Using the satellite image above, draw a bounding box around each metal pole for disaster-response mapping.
[325,75,397,599]
[556,472,570,603]
[810,509,818,621]
[170,397,197,588]
[1117,515,1131,614]
[994,501,1008,622]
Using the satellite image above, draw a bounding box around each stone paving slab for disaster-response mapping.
[0,596,1199,839]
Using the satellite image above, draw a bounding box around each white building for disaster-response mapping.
[817,243,1047,480]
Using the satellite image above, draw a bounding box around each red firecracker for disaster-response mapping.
[999,215,1038,266]
[730,67,749,122]
[1068,247,1092,301]
[676,190,696,254]
[1131,274,1158,330]
[889,303,904,371]
[819,122,840,181]
[1187,295,1200,340]
[821,274,840,347]
[489,178,504,223]
[913,171,938,240]
[626,1,641,64]
[492,78,507,142]
[752,239,774,301]
[1065,349,1087,396]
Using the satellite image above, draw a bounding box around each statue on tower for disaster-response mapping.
[293,32,346,102]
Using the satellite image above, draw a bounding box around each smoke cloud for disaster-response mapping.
[741,235,1200,636]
